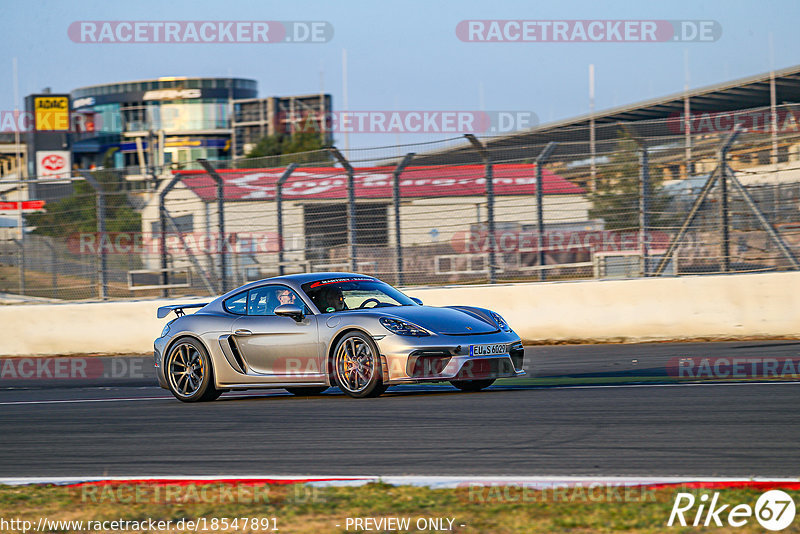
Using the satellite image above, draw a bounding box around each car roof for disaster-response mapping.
[222,272,380,296]
[203,272,385,316]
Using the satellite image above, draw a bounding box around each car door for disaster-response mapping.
[231,285,324,381]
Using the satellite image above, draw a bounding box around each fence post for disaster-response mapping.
[198,160,228,293]
[393,153,415,286]
[535,142,557,281]
[11,238,24,296]
[157,172,186,298]
[43,236,57,299]
[329,147,357,272]
[277,163,298,275]
[465,134,496,284]
[639,144,650,276]
[80,171,108,299]
[718,138,734,273]
[16,197,25,295]
[653,127,740,276]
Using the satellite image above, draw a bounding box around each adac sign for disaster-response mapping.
[34,96,70,131]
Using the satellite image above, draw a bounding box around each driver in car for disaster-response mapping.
[276,288,296,306]
[316,286,347,313]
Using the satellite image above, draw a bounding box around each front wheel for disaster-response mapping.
[165,337,222,402]
[333,332,387,398]
[450,379,496,392]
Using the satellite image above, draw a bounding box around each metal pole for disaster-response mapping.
[683,50,692,179]
[726,164,800,270]
[329,147,356,272]
[157,172,186,297]
[589,64,596,192]
[276,163,297,275]
[17,201,25,296]
[13,59,24,295]
[535,142,557,281]
[81,171,107,299]
[653,128,740,276]
[393,153,415,286]
[639,145,650,276]
[465,134,496,284]
[719,143,732,273]
[44,237,57,299]
[198,159,227,293]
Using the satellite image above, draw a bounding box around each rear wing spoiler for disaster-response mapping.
[157,302,209,319]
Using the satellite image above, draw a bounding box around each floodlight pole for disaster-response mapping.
[465,134,496,284]
[329,147,357,272]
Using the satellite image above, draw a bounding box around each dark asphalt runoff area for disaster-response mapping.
[0,341,799,478]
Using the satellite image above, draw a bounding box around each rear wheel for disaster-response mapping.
[333,332,387,398]
[285,386,329,396]
[166,337,222,402]
[450,379,496,392]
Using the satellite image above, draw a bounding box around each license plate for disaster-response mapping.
[470,343,508,357]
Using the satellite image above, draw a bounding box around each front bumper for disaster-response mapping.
[375,332,525,384]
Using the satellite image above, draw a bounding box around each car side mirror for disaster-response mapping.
[411,297,423,306]
[274,303,305,322]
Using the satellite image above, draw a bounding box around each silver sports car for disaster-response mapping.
[154,273,524,401]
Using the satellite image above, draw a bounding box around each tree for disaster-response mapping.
[589,130,672,231]
[27,148,141,238]
[242,132,330,166]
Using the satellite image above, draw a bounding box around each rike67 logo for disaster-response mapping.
[668,490,796,530]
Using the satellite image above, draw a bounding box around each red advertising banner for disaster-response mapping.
[177,164,585,201]
[0,200,46,211]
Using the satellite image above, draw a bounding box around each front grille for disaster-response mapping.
[407,350,452,378]
[510,343,524,371]
[455,358,515,380]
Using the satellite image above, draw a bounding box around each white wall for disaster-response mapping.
[2,272,799,356]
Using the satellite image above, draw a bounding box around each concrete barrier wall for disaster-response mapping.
[2,272,798,356]
[407,272,800,343]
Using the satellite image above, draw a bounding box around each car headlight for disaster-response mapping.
[490,311,511,331]
[161,322,172,338]
[380,317,430,337]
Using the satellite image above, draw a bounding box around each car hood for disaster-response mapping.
[378,306,498,335]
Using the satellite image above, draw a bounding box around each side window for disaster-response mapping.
[247,285,310,316]
[223,291,247,315]
[247,286,279,316]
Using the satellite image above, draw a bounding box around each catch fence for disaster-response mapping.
[2,104,800,300]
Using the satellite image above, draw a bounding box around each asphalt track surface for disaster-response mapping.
[1,341,799,478]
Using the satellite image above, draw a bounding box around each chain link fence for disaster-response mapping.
[2,104,800,301]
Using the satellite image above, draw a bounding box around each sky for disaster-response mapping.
[2,0,799,153]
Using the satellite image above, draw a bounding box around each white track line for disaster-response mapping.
[1,475,799,489]
[0,380,797,406]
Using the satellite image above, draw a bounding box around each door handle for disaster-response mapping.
[234,329,252,336]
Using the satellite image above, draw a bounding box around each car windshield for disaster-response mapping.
[301,278,416,313]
